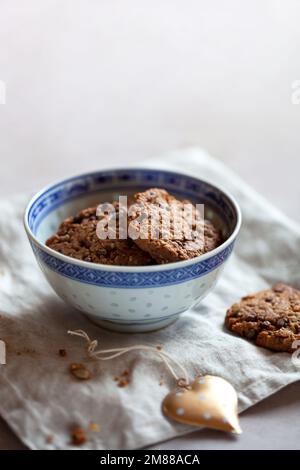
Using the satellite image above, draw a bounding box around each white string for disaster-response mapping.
[67,329,189,385]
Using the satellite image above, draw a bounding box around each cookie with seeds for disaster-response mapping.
[225,283,300,352]
[46,204,153,266]
[128,188,221,264]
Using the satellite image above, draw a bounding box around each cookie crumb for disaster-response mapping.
[70,363,92,380]
[89,422,101,432]
[156,345,163,351]
[117,378,130,388]
[113,370,130,387]
[71,426,86,446]
[46,434,54,444]
[59,349,67,357]
[23,347,36,354]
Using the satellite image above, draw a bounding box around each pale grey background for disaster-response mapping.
[0,0,299,449]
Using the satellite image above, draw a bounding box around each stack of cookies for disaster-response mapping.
[46,188,221,266]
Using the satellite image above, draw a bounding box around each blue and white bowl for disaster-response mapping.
[24,168,241,333]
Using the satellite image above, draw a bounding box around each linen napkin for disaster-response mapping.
[0,148,300,450]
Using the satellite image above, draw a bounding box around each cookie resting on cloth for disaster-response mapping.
[225,283,300,352]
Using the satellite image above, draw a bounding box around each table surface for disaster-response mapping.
[0,0,300,450]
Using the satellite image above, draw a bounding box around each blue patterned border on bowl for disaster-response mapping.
[32,242,234,288]
[27,168,238,288]
[27,169,237,236]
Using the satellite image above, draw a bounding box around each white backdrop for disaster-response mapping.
[0,0,300,449]
[1,0,300,219]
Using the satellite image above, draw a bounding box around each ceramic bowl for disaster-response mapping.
[24,168,241,333]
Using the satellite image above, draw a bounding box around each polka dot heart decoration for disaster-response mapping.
[68,330,242,435]
[162,375,241,433]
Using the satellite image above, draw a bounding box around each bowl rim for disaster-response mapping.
[24,167,242,273]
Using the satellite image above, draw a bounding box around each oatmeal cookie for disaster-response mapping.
[46,204,153,266]
[128,188,221,264]
[225,283,300,352]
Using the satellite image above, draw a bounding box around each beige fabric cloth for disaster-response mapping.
[0,148,300,450]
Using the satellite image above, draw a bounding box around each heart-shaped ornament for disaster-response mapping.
[162,375,242,434]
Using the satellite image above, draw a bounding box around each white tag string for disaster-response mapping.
[67,329,189,385]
